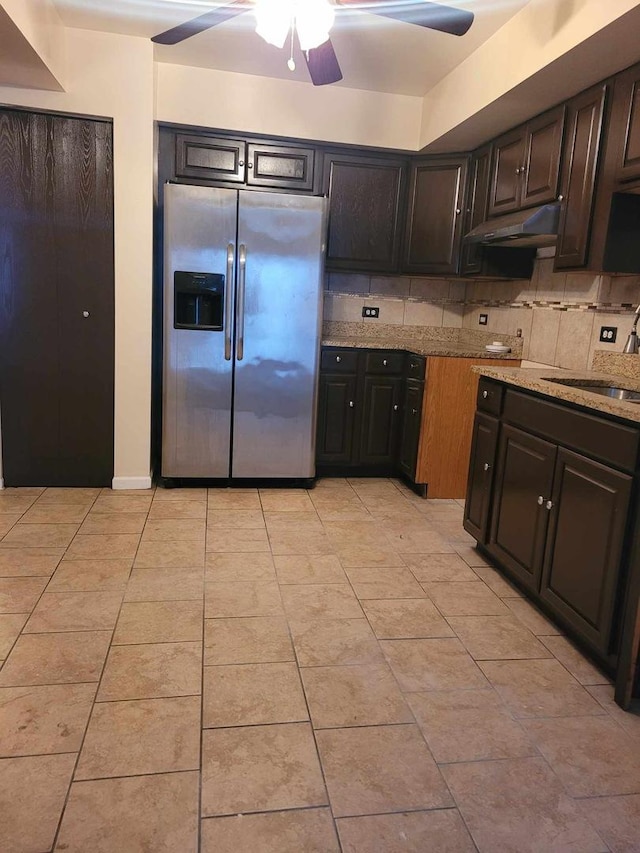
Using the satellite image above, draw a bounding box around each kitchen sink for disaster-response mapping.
[544,378,640,402]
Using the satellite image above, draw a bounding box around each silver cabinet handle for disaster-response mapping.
[224,243,234,361]
[482,390,488,399]
[537,496,544,505]
[82,310,90,318]
[545,500,553,510]
[247,163,253,169]
[393,404,399,411]
[383,359,388,366]
[236,244,246,361]
[349,401,354,408]
[412,408,418,415]
[336,355,341,363]
[238,160,245,167]
[483,462,490,472]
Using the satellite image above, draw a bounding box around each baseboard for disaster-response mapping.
[111,476,153,491]
[0,478,4,490]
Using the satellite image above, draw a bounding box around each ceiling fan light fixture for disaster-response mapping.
[254,0,291,48]
[254,0,335,52]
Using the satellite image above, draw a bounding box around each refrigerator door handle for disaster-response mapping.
[224,243,234,360]
[236,244,247,361]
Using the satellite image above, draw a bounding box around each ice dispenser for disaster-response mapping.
[174,271,225,330]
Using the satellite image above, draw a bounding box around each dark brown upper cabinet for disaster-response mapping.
[555,84,607,270]
[609,61,640,186]
[323,152,407,273]
[488,105,565,217]
[175,133,317,191]
[402,157,468,275]
[460,145,491,275]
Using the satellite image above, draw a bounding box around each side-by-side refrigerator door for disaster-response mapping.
[162,183,237,478]
[232,192,327,478]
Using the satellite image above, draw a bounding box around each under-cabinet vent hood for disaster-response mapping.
[465,203,561,248]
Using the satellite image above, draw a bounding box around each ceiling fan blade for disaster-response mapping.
[151,2,248,45]
[304,39,343,86]
[338,0,474,36]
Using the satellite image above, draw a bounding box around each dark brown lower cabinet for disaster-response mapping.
[359,376,402,467]
[0,108,114,487]
[464,413,499,541]
[465,381,640,706]
[489,425,557,593]
[398,380,424,479]
[540,448,632,654]
[316,372,357,465]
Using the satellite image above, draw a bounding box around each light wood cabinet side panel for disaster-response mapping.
[416,358,517,498]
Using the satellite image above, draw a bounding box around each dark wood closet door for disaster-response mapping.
[0,109,114,487]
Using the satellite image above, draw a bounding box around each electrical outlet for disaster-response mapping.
[599,326,617,343]
[362,306,379,318]
[479,313,488,325]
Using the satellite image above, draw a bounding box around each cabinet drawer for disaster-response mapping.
[503,389,640,472]
[406,354,426,379]
[320,348,358,373]
[364,351,404,374]
[477,378,504,416]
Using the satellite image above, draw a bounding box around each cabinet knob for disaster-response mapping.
[336,356,341,363]
[247,163,253,169]
[382,359,388,366]
[82,310,90,318]
[557,194,564,201]
[537,495,544,506]
[483,462,490,472]
[482,390,489,399]
[515,167,521,175]
[455,208,462,215]
[239,160,245,167]
[393,404,399,411]
[411,408,418,415]
[348,401,354,408]
[545,500,553,510]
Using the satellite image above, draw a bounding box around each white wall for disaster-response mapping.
[156,62,423,151]
[0,28,155,488]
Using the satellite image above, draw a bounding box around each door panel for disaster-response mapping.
[162,184,236,478]
[358,375,402,466]
[541,449,631,654]
[316,373,357,464]
[175,134,246,183]
[398,380,423,479]
[461,145,491,275]
[611,64,640,184]
[489,425,557,591]
[555,85,607,269]
[232,191,326,478]
[488,128,525,216]
[521,106,565,208]
[464,413,499,543]
[246,143,315,191]
[0,110,114,486]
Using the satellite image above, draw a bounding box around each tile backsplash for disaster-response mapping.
[324,258,640,371]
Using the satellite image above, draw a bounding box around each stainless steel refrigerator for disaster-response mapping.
[161,183,327,480]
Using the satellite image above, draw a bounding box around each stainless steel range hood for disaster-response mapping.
[465,203,561,248]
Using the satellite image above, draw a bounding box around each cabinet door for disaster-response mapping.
[175,134,246,183]
[521,106,565,208]
[402,158,467,275]
[464,413,499,543]
[398,379,424,480]
[246,143,315,191]
[488,127,525,217]
[460,145,491,275]
[610,62,640,185]
[489,425,557,592]
[323,153,406,272]
[555,85,607,270]
[316,373,357,464]
[358,375,402,466]
[540,449,631,655]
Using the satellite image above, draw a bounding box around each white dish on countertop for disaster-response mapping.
[485,341,511,353]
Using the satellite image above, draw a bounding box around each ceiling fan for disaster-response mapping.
[151,0,474,86]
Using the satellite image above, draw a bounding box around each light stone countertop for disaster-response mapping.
[472,365,640,424]
[321,337,521,360]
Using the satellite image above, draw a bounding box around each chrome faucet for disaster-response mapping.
[623,303,640,353]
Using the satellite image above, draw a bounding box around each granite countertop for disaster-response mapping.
[322,336,521,360]
[473,364,640,424]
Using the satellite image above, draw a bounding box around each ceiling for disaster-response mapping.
[52,0,530,96]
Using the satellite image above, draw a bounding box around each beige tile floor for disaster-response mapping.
[0,477,639,852]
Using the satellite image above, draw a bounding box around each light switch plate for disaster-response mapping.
[479,313,488,325]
